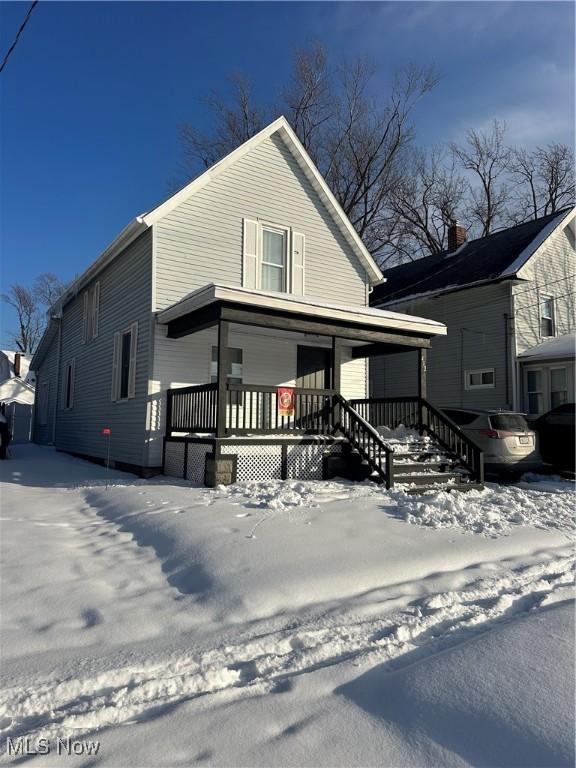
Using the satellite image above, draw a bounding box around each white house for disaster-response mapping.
[31,117,484,490]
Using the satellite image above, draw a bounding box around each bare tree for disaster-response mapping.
[508,143,575,221]
[451,120,511,236]
[33,272,66,308]
[177,46,438,255]
[381,146,466,264]
[179,73,269,171]
[2,284,42,354]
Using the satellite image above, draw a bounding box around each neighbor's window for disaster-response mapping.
[112,322,138,401]
[261,226,287,292]
[64,359,75,410]
[540,295,555,338]
[550,367,568,408]
[464,368,495,390]
[526,369,543,414]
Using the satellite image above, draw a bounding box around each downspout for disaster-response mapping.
[503,313,510,408]
[509,283,519,411]
[52,316,63,445]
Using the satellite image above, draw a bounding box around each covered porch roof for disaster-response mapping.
[157,284,447,355]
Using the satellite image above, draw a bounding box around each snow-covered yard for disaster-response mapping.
[1,445,574,767]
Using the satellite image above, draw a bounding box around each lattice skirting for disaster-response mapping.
[220,444,283,482]
[164,438,345,484]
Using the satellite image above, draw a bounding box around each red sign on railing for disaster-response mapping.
[277,387,295,418]
[102,427,112,436]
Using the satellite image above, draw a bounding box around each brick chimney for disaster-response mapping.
[447,221,467,253]
[13,353,21,377]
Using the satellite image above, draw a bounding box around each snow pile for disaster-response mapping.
[396,480,576,537]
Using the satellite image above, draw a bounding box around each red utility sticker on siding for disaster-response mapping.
[101,428,112,436]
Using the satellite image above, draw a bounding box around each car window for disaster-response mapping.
[443,410,479,426]
[490,414,529,431]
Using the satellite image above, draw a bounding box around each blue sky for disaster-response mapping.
[1,1,574,347]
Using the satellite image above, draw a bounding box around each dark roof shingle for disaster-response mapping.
[371,209,572,306]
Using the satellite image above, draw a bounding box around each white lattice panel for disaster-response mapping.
[186,444,211,483]
[164,441,185,478]
[287,443,342,480]
[221,444,283,481]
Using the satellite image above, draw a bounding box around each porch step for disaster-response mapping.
[394,461,454,472]
[394,471,464,486]
[405,481,484,495]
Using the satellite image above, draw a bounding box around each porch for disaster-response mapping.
[158,284,483,489]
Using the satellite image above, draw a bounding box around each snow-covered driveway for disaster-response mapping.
[1,445,574,767]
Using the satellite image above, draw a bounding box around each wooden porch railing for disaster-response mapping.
[350,396,484,484]
[225,384,336,434]
[166,383,336,436]
[166,383,217,435]
[335,394,394,488]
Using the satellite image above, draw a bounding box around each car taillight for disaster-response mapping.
[479,429,514,439]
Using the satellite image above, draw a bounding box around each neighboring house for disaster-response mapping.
[0,351,35,442]
[31,116,485,490]
[370,208,576,418]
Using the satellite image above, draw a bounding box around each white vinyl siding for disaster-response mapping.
[53,230,152,467]
[155,132,368,310]
[513,223,575,354]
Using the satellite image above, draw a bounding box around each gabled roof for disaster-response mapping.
[53,117,382,315]
[372,207,574,307]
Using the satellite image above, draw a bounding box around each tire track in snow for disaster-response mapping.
[1,554,573,745]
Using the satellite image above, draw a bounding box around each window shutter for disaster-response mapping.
[128,322,138,399]
[242,219,259,289]
[69,359,76,408]
[92,282,100,339]
[82,292,88,343]
[111,332,120,401]
[291,231,305,295]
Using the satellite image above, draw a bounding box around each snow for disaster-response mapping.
[518,332,575,361]
[1,445,574,766]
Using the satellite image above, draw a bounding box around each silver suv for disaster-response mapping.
[441,408,542,474]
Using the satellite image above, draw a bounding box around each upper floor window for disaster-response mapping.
[261,227,287,292]
[540,295,555,338]
[464,368,495,390]
[82,282,100,343]
[242,219,305,296]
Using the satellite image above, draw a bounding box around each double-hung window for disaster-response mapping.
[540,295,555,338]
[550,367,568,408]
[112,322,138,401]
[261,226,287,292]
[242,219,305,295]
[526,369,543,414]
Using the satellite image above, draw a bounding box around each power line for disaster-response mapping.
[0,1,38,75]
[512,273,576,298]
